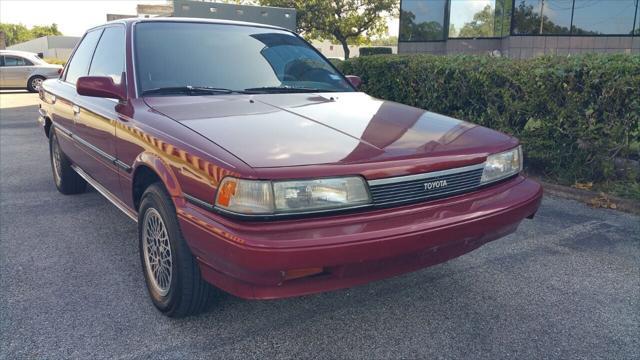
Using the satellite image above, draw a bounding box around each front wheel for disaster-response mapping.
[138,183,214,317]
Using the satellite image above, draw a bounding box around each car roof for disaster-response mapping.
[101,16,289,32]
[0,50,39,57]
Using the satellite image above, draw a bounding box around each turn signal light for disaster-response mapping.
[216,179,237,207]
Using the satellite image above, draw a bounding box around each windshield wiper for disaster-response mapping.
[243,86,338,94]
[142,86,245,96]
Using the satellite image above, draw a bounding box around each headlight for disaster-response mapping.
[215,176,370,215]
[481,146,523,184]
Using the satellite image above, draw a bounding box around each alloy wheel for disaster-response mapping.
[142,208,173,296]
[31,77,43,91]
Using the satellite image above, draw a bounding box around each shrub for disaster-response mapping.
[336,54,640,184]
[328,58,344,68]
[44,58,66,66]
[359,47,393,56]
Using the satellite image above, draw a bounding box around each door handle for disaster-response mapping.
[72,105,80,115]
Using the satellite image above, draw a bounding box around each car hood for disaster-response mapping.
[144,92,517,168]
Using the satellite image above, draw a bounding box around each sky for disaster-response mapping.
[0,0,400,38]
[1,0,172,36]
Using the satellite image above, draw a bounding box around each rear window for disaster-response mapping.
[3,56,33,66]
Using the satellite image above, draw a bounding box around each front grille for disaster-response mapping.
[368,164,485,206]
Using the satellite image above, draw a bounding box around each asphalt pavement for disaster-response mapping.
[1,91,638,359]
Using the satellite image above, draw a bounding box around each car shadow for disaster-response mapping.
[0,90,31,94]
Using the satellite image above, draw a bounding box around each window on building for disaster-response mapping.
[571,0,637,35]
[512,0,573,35]
[495,0,513,36]
[448,0,512,38]
[89,26,125,84]
[636,0,640,35]
[400,0,448,41]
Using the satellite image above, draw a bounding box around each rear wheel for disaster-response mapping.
[138,183,214,317]
[27,75,45,92]
[49,129,86,194]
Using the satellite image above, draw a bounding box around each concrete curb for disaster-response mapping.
[535,178,640,215]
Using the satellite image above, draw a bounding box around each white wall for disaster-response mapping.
[47,36,80,49]
[43,48,74,61]
[7,36,48,53]
[8,36,79,60]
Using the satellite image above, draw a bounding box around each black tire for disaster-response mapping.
[49,129,87,194]
[138,183,214,317]
[27,75,45,92]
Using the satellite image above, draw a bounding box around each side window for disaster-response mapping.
[65,29,103,85]
[4,56,30,66]
[89,26,125,84]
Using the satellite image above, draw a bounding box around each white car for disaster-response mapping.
[0,50,63,92]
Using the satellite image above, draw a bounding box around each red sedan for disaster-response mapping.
[38,18,542,317]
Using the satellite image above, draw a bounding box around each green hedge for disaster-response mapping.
[337,54,640,183]
[359,47,393,56]
[328,58,344,68]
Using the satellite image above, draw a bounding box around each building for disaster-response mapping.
[172,0,296,30]
[7,35,80,61]
[398,0,640,57]
[109,1,297,31]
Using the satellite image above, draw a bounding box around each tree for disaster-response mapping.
[0,23,62,46]
[30,23,62,39]
[257,0,398,59]
[0,23,31,46]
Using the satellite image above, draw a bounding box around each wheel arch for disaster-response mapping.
[131,152,183,211]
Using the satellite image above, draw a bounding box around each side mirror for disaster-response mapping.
[77,76,126,101]
[345,75,362,89]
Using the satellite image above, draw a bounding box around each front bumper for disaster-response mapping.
[176,176,542,299]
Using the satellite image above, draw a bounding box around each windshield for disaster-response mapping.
[134,22,354,95]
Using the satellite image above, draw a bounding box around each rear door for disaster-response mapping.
[1,55,33,87]
[72,25,126,197]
